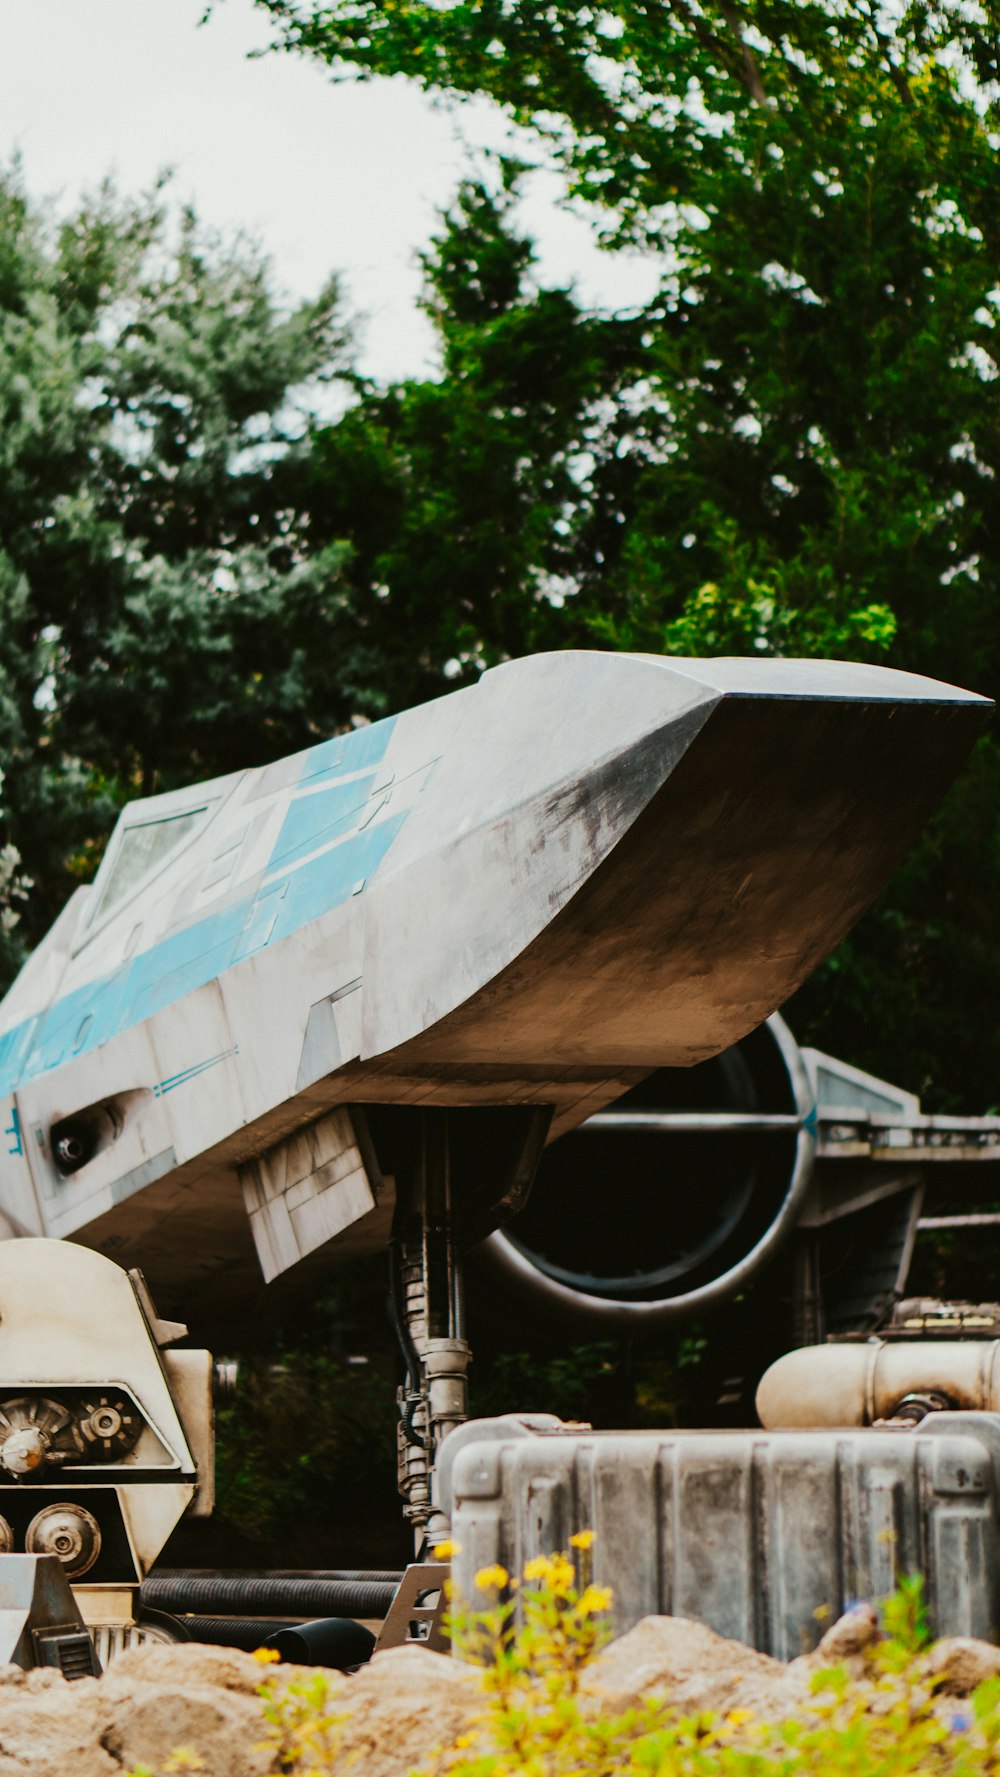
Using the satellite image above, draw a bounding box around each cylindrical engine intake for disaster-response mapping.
[476,1015,815,1327]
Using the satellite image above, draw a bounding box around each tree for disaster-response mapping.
[259,0,999,666]
[0,166,353,963]
[258,0,1000,1107]
[297,174,636,711]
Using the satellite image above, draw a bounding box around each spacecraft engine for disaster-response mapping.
[486,1010,1000,1345]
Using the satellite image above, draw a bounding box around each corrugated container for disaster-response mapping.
[449,1413,1000,1659]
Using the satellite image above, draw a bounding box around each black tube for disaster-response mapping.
[260,1570,403,1582]
[178,1612,377,1667]
[180,1616,297,1652]
[151,1569,403,1583]
[142,1576,398,1618]
[265,1618,376,1669]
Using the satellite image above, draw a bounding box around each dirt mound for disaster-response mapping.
[586,1615,809,1719]
[330,1644,481,1776]
[0,1645,275,1777]
[0,1610,995,1775]
[0,1640,477,1777]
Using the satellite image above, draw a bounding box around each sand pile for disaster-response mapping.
[0,1612,997,1776]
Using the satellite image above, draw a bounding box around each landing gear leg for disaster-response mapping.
[390,1111,471,1553]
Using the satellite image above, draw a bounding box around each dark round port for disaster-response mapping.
[51,1118,97,1175]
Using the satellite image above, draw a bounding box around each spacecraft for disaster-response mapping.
[0,649,989,1540]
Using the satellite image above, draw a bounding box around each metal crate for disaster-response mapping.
[449,1414,1000,1659]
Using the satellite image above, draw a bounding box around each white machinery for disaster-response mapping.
[0,1240,211,1661]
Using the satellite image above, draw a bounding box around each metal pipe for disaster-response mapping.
[391,1108,473,1548]
[179,1617,298,1652]
[918,1215,1000,1229]
[152,1569,403,1583]
[584,1112,803,1134]
[142,1575,398,1618]
[757,1340,1000,1429]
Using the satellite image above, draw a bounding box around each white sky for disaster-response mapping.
[0,0,661,378]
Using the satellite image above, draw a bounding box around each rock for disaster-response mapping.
[101,1643,295,1776]
[100,1677,271,1777]
[1,1609,998,1774]
[108,1640,276,1698]
[0,1646,299,1777]
[781,1604,884,1689]
[812,1604,880,1663]
[0,1642,483,1777]
[926,1637,1000,1695]
[0,1673,114,1777]
[587,1615,807,1719]
[335,1645,482,1777]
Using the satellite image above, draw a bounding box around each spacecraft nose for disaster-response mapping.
[360,652,990,1069]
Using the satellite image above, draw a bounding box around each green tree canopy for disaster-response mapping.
[259,0,999,675]
[297,173,633,710]
[0,166,354,963]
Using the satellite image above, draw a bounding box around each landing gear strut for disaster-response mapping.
[385,1105,550,1552]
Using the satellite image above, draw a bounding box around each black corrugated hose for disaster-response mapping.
[179,1616,296,1652]
[142,1575,399,1619]
[172,1612,378,1666]
[154,1569,402,1582]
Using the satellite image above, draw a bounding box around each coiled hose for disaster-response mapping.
[154,1569,402,1582]
[179,1616,296,1652]
[142,1574,399,1620]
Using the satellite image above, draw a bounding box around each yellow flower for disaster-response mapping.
[570,1529,596,1550]
[251,1646,281,1664]
[432,1538,461,1561]
[726,1708,755,1726]
[577,1584,613,1615]
[475,1563,509,1590]
[523,1554,556,1583]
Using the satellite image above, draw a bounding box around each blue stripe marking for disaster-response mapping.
[269,813,406,945]
[302,719,395,783]
[4,1106,22,1156]
[269,773,377,874]
[0,716,403,1095]
[152,1046,240,1096]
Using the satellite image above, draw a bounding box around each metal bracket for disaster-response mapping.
[375,1562,449,1654]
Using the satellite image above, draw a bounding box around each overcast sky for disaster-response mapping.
[0,0,660,378]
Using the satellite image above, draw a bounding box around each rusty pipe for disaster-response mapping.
[756,1340,1000,1429]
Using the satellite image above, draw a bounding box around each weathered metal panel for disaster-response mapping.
[239,1106,384,1282]
[450,1419,1000,1659]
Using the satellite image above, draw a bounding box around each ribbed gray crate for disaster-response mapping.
[449,1414,1000,1660]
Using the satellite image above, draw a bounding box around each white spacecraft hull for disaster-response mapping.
[0,651,988,1325]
